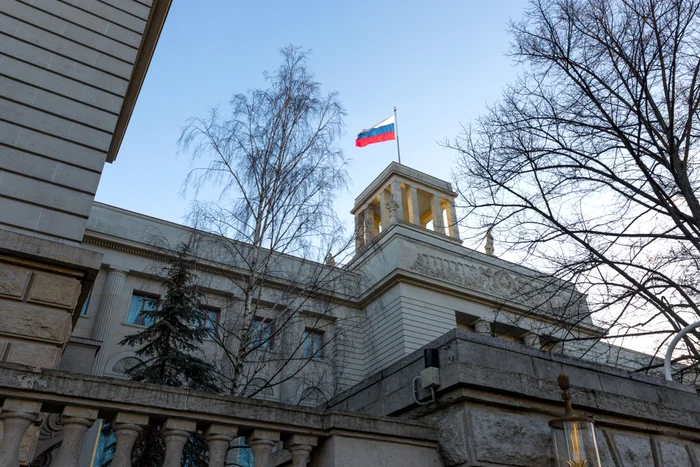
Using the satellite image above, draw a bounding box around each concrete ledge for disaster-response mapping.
[0,230,102,273]
[327,329,700,433]
[0,363,437,443]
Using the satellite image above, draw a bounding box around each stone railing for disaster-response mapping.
[0,363,440,467]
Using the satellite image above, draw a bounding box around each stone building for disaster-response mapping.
[2,1,700,466]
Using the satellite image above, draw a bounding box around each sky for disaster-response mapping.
[96,0,531,235]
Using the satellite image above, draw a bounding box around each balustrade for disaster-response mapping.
[0,363,437,467]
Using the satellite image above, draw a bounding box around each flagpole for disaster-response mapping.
[394,106,402,164]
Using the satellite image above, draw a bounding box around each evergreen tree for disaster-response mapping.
[121,243,219,391]
[102,243,219,466]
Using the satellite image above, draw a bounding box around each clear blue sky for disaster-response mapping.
[96,0,530,233]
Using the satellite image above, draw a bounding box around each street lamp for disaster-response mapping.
[549,373,602,467]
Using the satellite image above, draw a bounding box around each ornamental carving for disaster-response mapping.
[409,253,585,317]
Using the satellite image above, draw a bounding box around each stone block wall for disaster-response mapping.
[0,234,101,369]
[326,329,700,467]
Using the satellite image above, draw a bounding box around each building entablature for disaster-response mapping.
[351,220,601,336]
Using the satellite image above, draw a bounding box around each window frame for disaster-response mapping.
[303,328,325,360]
[125,291,159,327]
[198,305,220,339]
[250,316,273,350]
[79,289,92,317]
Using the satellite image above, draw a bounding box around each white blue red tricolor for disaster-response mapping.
[355,116,396,147]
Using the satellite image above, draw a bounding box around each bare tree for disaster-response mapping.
[179,46,362,399]
[449,0,700,378]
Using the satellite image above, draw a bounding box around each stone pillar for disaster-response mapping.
[161,418,196,467]
[391,180,404,222]
[285,434,318,467]
[111,413,149,467]
[247,429,280,467]
[522,332,540,348]
[364,206,377,243]
[91,266,128,375]
[445,199,460,239]
[53,406,98,467]
[205,424,238,467]
[473,319,491,335]
[0,399,41,467]
[379,191,389,230]
[354,213,365,252]
[431,194,444,234]
[408,186,420,226]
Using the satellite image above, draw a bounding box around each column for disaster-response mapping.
[53,406,99,467]
[91,266,129,375]
[445,199,460,240]
[379,191,389,230]
[364,206,377,243]
[354,213,365,252]
[431,194,445,234]
[522,332,540,348]
[247,429,280,467]
[111,412,149,467]
[0,399,41,467]
[161,418,196,467]
[408,186,420,226]
[205,424,238,467]
[391,180,404,222]
[473,319,491,335]
[285,434,318,467]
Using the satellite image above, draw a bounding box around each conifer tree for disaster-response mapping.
[121,243,218,391]
[103,243,219,466]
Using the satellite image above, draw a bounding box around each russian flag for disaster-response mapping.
[356,115,396,147]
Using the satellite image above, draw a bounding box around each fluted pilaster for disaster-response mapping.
[91,266,128,375]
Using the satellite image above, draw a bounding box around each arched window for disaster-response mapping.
[112,357,142,375]
[299,387,326,406]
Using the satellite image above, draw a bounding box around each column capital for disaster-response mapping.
[106,266,130,275]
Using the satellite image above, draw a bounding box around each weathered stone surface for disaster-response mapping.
[470,410,552,466]
[655,439,692,467]
[609,432,654,467]
[6,341,61,368]
[27,272,80,309]
[0,263,30,299]
[596,429,617,467]
[0,299,71,342]
[438,409,470,466]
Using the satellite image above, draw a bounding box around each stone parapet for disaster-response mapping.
[326,329,700,467]
[0,362,440,466]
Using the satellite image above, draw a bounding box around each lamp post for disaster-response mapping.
[549,373,602,467]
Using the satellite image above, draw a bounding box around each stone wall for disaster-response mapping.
[326,329,700,467]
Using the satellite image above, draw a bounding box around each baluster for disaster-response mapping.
[0,399,41,467]
[246,430,280,467]
[285,434,318,467]
[53,406,98,467]
[204,424,238,467]
[111,413,149,467]
[161,418,196,467]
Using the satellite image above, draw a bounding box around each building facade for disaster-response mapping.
[2,1,699,466]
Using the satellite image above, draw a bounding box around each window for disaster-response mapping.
[303,329,324,360]
[126,293,158,326]
[198,307,219,338]
[79,290,91,316]
[250,317,272,350]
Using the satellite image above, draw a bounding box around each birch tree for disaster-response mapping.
[179,46,359,397]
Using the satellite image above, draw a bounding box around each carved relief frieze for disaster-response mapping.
[408,252,586,317]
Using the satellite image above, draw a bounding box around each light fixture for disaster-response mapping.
[549,373,602,467]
